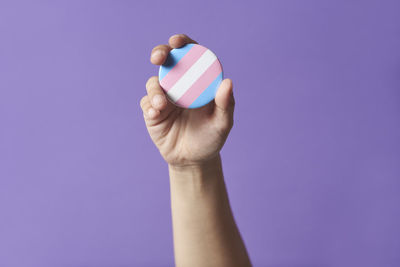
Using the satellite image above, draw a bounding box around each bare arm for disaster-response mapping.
[140,34,251,267]
[169,155,251,267]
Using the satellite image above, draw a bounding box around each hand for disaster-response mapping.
[140,34,235,167]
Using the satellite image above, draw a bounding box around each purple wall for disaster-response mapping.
[1,1,399,266]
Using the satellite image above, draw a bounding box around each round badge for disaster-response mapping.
[158,44,223,109]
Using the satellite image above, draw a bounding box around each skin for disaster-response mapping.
[140,34,251,267]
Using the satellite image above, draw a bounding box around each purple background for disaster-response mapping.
[1,1,399,266]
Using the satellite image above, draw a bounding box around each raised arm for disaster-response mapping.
[140,34,251,267]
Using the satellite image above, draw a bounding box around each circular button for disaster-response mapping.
[159,44,223,109]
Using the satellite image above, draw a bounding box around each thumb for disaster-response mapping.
[213,78,235,126]
[215,78,234,111]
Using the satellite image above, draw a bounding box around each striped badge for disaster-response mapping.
[158,44,223,109]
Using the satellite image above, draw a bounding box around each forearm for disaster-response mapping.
[169,154,251,267]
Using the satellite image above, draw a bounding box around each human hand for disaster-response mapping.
[140,34,235,167]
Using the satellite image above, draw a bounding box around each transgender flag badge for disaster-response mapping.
[158,44,223,109]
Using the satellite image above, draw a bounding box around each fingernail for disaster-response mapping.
[152,94,165,108]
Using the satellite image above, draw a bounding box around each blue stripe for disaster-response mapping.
[189,72,223,109]
[158,43,195,81]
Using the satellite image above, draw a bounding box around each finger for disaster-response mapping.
[150,44,172,65]
[215,79,234,111]
[213,79,235,129]
[168,34,198,48]
[145,77,177,125]
[140,95,160,120]
[146,76,170,111]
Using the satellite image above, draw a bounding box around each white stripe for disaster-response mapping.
[167,49,217,101]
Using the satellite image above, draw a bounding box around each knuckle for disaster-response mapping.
[218,116,233,132]
[223,117,233,130]
[225,114,235,130]
[152,44,165,52]
[140,96,148,109]
[145,76,158,89]
[145,78,152,88]
[229,117,234,129]
[169,34,180,41]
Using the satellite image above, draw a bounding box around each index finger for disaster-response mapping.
[168,34,198,48]
[150,34,198,66]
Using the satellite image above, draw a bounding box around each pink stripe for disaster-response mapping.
[175,59,222,107]
[160,45,207,91]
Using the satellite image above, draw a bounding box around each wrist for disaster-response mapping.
[168,153,225,199]
[168,154,222,177]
